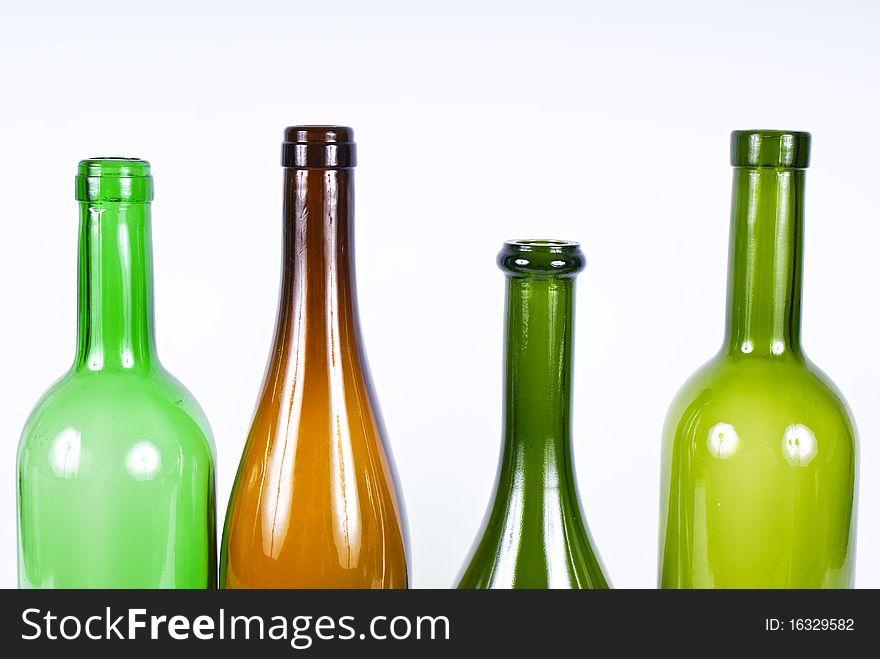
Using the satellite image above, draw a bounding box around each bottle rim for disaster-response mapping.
[282,125,357,169]
[76,158,153,202]
[731,130,811,169]
[498,239,586,278]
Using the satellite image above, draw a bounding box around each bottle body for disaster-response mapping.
[659,356,856,588]
[17,159,217,588]
[220,128,408,588]
[457,240,608,589]
[658,132,858,588]
[18,370,216,588]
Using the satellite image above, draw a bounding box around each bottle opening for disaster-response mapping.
[507,239,580,248]
[282,125,357,169]
[731,130,811,169]
[75,158,153,202]
[498,239,586,278]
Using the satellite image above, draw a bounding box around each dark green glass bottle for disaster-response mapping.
[457,240,609,589]
[17,159,217,588]
[659,131,858,588]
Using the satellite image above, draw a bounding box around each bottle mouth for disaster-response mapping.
[75,157,154,202]
[498,239,586,278]
[282,125,357,169]
[731,130,811,169]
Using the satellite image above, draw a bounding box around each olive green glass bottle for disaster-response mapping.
[457,240,609,589]
[17,159,217,588]
[658,131,858,588]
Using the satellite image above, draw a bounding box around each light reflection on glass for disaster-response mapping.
[87,208,105,371]
[707,422,739,459]
[782,423,818,466]
[326,172,362,569]
[49,428,82,478]
[118,221,134,368]
[125,441,162,481]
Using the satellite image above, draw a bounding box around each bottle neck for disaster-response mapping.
[74,201,157,372]
[276,168,359,355]
[723,167,805,357]
[501,275,575,470]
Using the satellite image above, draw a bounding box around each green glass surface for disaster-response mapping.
[658,131,858,588]
[17,159,217,588]
[457,240,609,589]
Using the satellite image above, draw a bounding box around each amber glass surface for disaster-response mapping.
[221,127,408,588]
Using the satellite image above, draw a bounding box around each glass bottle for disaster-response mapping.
[17,158,217,588]
[220,127,408,588]
[658,131,858,588]
[457,240,609,589]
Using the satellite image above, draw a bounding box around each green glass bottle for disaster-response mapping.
[17,159,217,588]
[457,240,609,589]
[658,131,858,589]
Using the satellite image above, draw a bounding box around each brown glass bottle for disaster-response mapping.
[220,127,409,588]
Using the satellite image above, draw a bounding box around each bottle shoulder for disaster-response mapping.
[18,367,215,466]
[664,353,857,451]
[671,353,851,407]
[457,470,609,589]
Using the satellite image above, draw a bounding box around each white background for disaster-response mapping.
[0,0,878,588]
